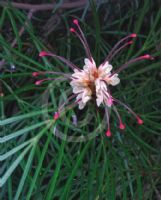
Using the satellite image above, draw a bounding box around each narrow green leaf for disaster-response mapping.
[6,8,21,50]
[0,139,32,161]
[26,130,53,200]
[0,121,46,143]
[14,144,37,200]
[0,145,31,187]
[60,141,91,200]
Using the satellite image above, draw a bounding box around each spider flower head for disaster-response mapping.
[34,19,154,137]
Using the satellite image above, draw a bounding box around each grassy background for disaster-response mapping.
[0,0,161,199]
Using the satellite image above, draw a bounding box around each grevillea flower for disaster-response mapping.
[33,19,154,137]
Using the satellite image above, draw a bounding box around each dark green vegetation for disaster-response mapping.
[0,0,161,199]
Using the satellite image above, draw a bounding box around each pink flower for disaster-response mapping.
[34,19,153,137]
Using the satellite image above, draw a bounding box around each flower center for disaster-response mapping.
[92,70,99,79]
[84,69,99,96]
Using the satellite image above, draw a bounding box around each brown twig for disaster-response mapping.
[0,1,87,11]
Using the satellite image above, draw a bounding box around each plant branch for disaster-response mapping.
[0,1,87,11]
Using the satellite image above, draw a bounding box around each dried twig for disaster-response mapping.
[0,1,87,11]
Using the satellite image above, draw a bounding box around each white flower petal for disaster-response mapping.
[73,69,79,73]
[84,58,95,66]
[82,95,91,104]
[110,74,120,86]
[82,89,91,103]
[95,79,101,91]
[78,101,86,110]
[96,94,103,106]
[95,79,109,107]
[98,61,113,75]
[70,81,81,87]
[72,86,84,94]
[84,58,96,71]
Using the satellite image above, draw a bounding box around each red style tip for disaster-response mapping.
[119,123,125,130]
[137,118,143,125]
[141,54,154,60]
[73,19,79,25]
[142,54,150,59]
[128,41,133,45]
[130,33,137,38]
[70,28,76,33]
[39,51,48,57]
[35,80,42,85]
[32,72,39,77]
[54,112,59,120]
[106,129,111,137]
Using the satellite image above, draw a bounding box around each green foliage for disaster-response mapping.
[0,0,161,199]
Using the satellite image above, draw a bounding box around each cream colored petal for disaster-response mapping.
[72,86,84,94]
[72,72,84,79]
[96,94,103,107]
[101,81,107,90]
[98,61,113,75]
[82,89,91,103]
[70,81,82,88]
[110,74,120,86]
[84,58,96,71]
[82,95,91,104]
[95,79,108,107]
[95,79,101,91]
[84,58,95,66]
[78,101,86,110]
[73,69,79,73]
[70,80,76,86]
